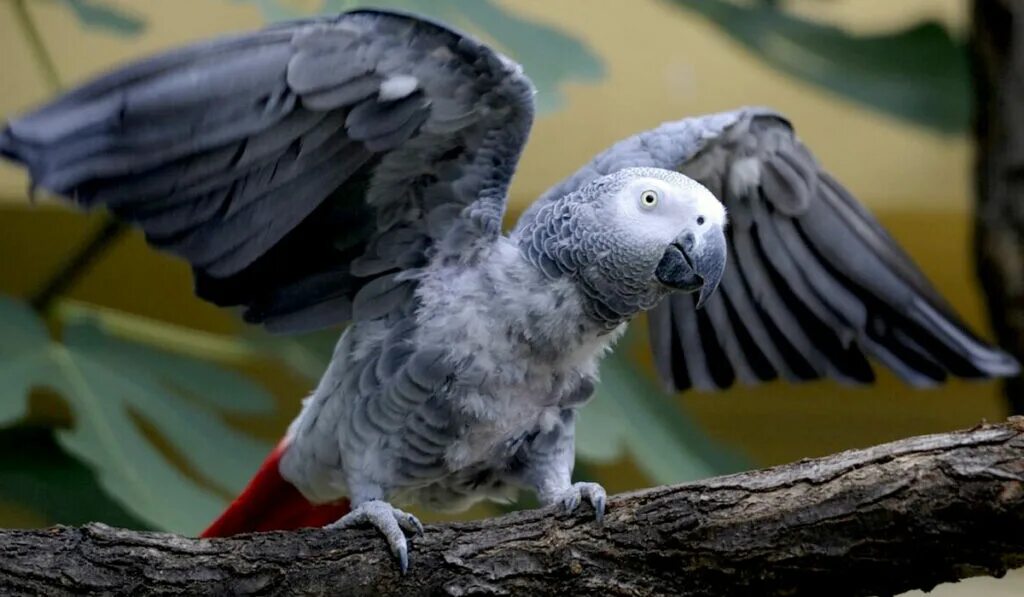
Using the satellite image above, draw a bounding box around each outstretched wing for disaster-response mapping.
[532,107,1018,390]
[1,9,534,332]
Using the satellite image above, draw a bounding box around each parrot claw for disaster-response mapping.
[552,482,607,525]
[328,500,423,573]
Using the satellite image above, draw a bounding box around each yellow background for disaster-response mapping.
[0,1,1018,593]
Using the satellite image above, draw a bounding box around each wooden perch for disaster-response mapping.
[1,419,1023,596]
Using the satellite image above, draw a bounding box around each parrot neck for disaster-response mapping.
[415,238,625,381]
[513,195,666,331]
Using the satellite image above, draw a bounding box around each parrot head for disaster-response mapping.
[595,167,728,310]
[516,167,728,325]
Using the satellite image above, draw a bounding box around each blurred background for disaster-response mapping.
[0,0,1021,594]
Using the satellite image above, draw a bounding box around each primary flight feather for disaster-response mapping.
[1,8,1017,572]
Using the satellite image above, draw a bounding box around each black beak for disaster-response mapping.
[654,226,727,308]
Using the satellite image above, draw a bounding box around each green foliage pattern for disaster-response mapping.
[0,298,272,534]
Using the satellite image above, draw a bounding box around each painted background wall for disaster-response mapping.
[0,1,1017,593]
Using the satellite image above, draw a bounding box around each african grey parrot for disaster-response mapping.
[1,9,1018,572]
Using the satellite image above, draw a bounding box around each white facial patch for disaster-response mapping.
[610,174,725,246]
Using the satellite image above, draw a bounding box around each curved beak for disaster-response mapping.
[654,225,727,309]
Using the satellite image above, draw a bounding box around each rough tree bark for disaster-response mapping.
[972,0,1024,414]
[0,420,1022,596]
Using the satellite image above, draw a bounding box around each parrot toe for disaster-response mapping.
[400,510,425,537]
[559,490,581,512]
[328,500,422,573]
[552,481,607,525]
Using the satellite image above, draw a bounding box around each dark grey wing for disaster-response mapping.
[531,107,1019,391]
[0,9,534,332]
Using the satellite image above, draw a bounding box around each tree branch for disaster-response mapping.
[2,419,1023,596]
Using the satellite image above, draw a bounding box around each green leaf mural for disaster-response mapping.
[51,0,606,113]
[232,0,605,113]
[61,0,145,36]
[0,427,149,529]
[667,0,969,133]
[0,297,273,534]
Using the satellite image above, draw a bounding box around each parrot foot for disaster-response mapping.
[548,481,607,525]
[328,500,424,573]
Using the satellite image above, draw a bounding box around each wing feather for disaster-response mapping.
[532,107,1018,391]
[1,9,535,333]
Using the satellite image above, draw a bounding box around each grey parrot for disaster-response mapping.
[1,9,1018,572]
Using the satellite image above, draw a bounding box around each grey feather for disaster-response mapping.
[405,348,449,390]
[362,108,430,152]
[345,95,428,141]
[301,74,382,112]
[351,274,414,321]
[286,49,370,95]
[97,110,331,206]
[263,296,353,334]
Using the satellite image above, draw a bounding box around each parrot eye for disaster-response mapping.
[639,190,659,209]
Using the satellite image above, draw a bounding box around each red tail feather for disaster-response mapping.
[201,440,350,537]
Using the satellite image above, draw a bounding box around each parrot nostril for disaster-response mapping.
[697,216,705,225]
[680,231,696,253]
